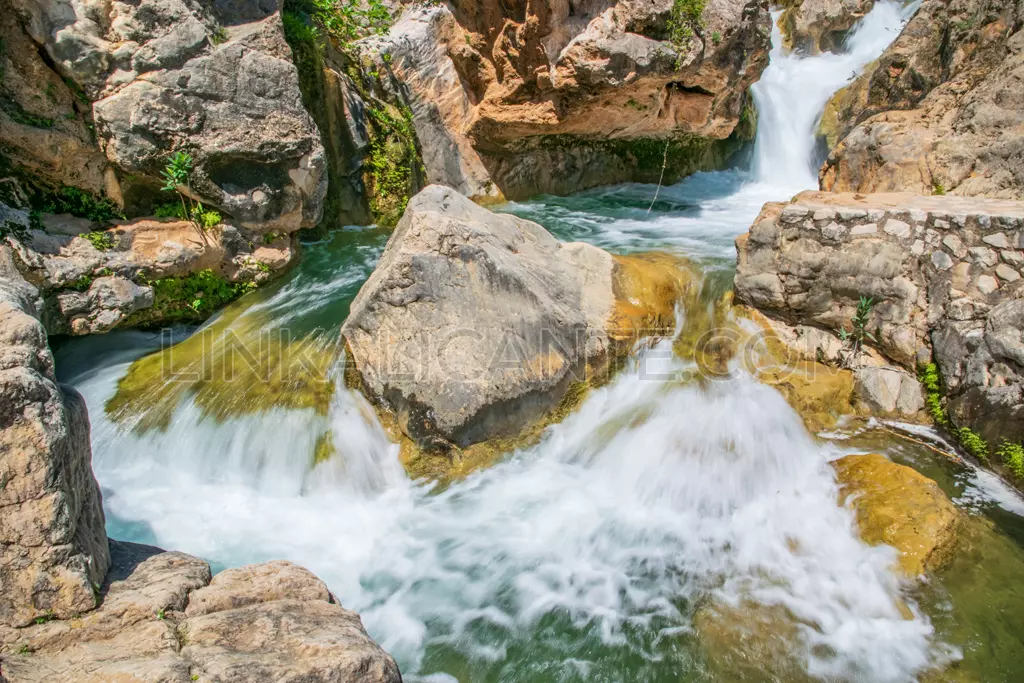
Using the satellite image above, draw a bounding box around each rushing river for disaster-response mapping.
[54,2,1024,681]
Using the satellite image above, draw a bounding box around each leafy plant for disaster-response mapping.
[37,186,123,223]
[33,612,56,625]
[156,608,166,620]
[84,230,116,251]
[211,26,229,45]
[932,181,945,196]
[998,440,1024,478]
[18,644,31,655]
[917,362,948,426]
[161,151,220,238]
[711,30,722,45]
[154,202,187,219]
[66,274,93,292]
[365,105,419,226]
[263,231,285,244]
[958,427,989,462]
[837,296,876,360]
[147,269,257,321]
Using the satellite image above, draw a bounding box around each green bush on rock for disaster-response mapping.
[125,269,258,327]
[997,441,1024,479]
[366,105,419,226]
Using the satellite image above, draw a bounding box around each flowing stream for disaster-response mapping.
[54,3,1024,681]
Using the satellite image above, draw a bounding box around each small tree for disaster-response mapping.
[837,296,876,363]
[160,151,220,240]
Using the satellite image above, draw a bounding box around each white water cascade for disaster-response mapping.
[57,3,961,681]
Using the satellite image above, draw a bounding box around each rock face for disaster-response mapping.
[818,0,1024,199]
[0,542,403,683]
[358,0,770,200]
[832,453,960,577]
[735,191,1024,450]
[3,0,326,233]
[779,0,876,54]
[342,185,615,448]
[2,200,293,334]
[342,185,691,449]
[0,246,109,627]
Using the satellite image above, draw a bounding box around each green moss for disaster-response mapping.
[83,230,116,251]
[365,105,419,226]
[211,26,229,45]
[313,430,335,465]
[154,202,186,219]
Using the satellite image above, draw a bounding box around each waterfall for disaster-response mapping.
[53,2,983,681]
[751,1,917,189]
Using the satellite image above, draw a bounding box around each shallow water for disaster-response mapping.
[53,2,1024,681]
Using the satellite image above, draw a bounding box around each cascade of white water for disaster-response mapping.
[58,3,991,681]
[750,1,917,189]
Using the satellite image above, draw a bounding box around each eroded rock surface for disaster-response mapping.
[735,191,1024,454]
[358,0,770,200]
[3,0,326,232]
[2,200,293,334]
[342,185,692,450]
[832,453,960,576]
[0,542,402,683]
[819,0,1024,199]
[0,246,109,627]
[779,0,876,54]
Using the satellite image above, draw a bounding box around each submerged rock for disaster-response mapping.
[342,185,693,452]
[0,542,402,683]
[832,453,960,577]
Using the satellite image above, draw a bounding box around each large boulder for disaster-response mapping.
[357,0,770,200]
[778,0,876,54]
[0,542,403,683]
[832,453,960,577]
[342,185,691,450]
[4,0,326,233]
[0,246,109,627]
[818,0,1024,199]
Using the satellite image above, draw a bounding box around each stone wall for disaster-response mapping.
[735,191,1024,455]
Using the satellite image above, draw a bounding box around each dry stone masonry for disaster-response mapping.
[736,190,1024,448]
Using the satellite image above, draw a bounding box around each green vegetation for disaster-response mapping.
[366,105,419,226]
[998,440,1024,479]
[263,231,285,244]
[160,151,221,233]
[711,31,722,45]
[147,269,257,321]
[32,612,56,625]
[918,362,948,426]
[837,296,876,357]
[66,274,94,292]
[284,0,393,50]
[156,608,166,620]
[154,202,186,219]
[932,181,946,196]
[667,0,706,47]
[958,427,989,463]
[211,26,229,45]
[18,645,30,655]
[37,186,123,223]
[84,230,116,251]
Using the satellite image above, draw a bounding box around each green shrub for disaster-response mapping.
[83,230,116,251]
[958,427,989,463]
[66,275,93,292]
[154,202,187,219]
[37,186,123,223]
[997,441,1024,478]
[194,204,222,229]
[917,362,948,426]
[211,26,229,45]
[148,269,257,320]
[366,105,418,226]
[667,0,706,47]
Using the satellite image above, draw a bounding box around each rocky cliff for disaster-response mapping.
[0,244,108,628]
[818,0,1024,199]
[356,0,771,201]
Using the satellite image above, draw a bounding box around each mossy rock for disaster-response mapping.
[832,453,961,578]
[106,305,338,432]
